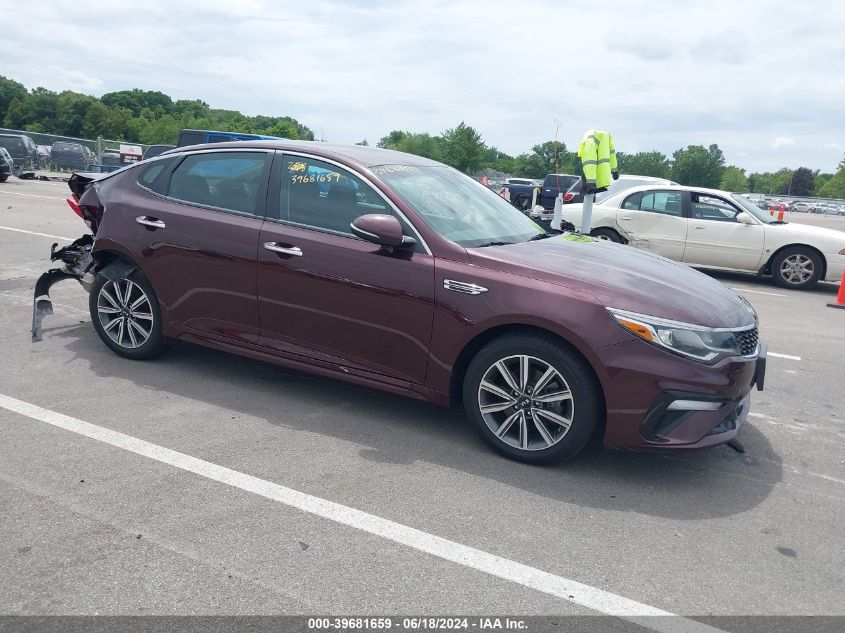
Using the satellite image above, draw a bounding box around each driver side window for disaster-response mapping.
[691,194,741,222]
[280,156,393,236]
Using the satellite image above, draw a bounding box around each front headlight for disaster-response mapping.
[607,308,743,364]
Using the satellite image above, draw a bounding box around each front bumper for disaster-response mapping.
[824,253,845,283]
[598,339,765,450]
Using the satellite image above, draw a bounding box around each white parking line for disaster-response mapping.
[730,287,787,297]
[0,392,723,633]
[0,190,66,200]
[0,225,74,241]
[769,352,802,361]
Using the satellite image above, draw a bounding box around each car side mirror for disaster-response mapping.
[737,211,756,225]
[350,214,417,248]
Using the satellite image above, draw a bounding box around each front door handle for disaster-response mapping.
[619,216,632,221]
[263,242,302,257]
[136,216,165,229]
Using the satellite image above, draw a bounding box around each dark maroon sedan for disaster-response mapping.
[32,141,765,463]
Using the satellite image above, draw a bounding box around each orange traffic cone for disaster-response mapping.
[829,271,845,310]
[778,208,785,222]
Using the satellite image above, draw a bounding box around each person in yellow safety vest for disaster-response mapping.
[577,130,618,193]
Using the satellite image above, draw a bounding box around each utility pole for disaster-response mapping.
[553,119,563,192]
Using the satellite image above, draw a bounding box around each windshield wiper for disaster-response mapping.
[528,232,552,241]
[474,241,514,248]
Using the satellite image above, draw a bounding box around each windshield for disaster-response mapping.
[730,193,778,223]
[376,165,546,247]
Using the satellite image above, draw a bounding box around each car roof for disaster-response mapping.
[608,183,741,198]
[170,139,445,168]
[617,174,674,182]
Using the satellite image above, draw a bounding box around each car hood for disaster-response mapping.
[468,236,756,328]
[766,222,845,248]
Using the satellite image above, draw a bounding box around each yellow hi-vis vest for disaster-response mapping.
[578,130,618,190]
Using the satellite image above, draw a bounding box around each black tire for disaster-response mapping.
[89,268,169,360]
[462,333,602,464]
[0,175,7,183]
[591,227,623,243]
[770,246,823,290]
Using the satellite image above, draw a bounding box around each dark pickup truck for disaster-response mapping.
[505,173,580,211]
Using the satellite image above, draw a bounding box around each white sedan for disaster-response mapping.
[561,184,845,289]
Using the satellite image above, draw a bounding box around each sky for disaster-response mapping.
[5,0,845,173]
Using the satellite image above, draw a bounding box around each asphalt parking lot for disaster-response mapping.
[0,178,843,625]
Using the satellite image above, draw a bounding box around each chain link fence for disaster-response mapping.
[0,127,151,176]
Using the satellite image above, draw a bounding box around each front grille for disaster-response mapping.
[736,327,759,357]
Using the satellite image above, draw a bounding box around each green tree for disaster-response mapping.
[262,120,300,139]
[671,144,725,187]
[440,122,484,173]
[748,168,794,194]
[719,166,748,192]
[0,76,27,122]
[377,131,441,160]
[512,141,577,178]
[814,171,833,194]
[818,167,845,198]
[780,167,814,196]
[3,96,26,128]
[481,146,515,174]
[377,130,407,148]
[618,151,671,178]
[101,89,173,117]
[56,91,97,137]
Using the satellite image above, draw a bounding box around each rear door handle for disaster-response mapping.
[693,225,705,229]
[263,242,303,257]
[136,216,165,229]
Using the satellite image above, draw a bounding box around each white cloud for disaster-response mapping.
[3,0,844,172]
[772,136,796,149]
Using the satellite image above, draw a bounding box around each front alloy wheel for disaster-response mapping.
[477,355,574,451]
[771,247,822,289]
[463,333,601,464]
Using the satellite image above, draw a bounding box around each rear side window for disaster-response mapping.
[137,157,176,194]
[638,191,684,216]
[167,152,270,216]
[178,131,204,146]
[622,192,643,210]
[543,175,577,189]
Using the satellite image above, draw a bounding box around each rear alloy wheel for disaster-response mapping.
[90,270,168,360]
[771,247,823,289]
[590,228,623,243]
[463,334,601,464]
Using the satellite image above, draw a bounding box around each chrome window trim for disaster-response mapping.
[269,150,432,256]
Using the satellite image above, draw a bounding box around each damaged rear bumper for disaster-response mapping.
[32,235,95,342]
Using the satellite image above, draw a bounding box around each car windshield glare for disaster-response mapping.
[376,165,546,247]
[730,193,777,223]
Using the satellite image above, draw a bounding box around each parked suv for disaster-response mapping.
[0,133,37,171]
[0,147,13,182]
[31,141,765,464]
[50,142,95,171]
